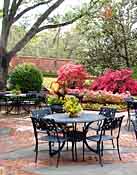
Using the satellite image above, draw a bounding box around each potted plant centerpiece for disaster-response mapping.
[64,95,82,118]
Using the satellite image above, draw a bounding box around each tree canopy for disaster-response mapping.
[0,0,97,86]
[75,0,137,74]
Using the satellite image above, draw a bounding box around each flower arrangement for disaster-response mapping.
[63,95,82,117]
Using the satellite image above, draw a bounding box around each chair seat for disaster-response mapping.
[40,135,66,142]
[37,128,64,133]
[129,113,137,120]
[87,135,113,142]
[88,126,99,131]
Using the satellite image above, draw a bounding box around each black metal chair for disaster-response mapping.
[131,119,137,141]
[84,115,124,166]
[124,97,135,130]
[89,107,116,129]
[126,99,137,130]
[99,107,116,118]
[49,103,74,152]
[89,107,117,146]
[31,116,66,167]
[31,107,52,160]
[50,104,64,113]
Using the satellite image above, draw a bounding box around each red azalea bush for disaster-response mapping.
[91,68,137,95]
[57,63,89,89]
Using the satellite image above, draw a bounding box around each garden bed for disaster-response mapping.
[81,102,127,112]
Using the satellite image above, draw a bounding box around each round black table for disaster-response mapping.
[43,112,104,123]
[44,111,105,160]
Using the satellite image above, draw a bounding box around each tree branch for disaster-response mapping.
[8,0,65,57]
[13,0,53,23]
[37,15,83,32]
[16,0,23,7]
[3,0,10,17]
[37,0,99,33]
[9,0,18,19]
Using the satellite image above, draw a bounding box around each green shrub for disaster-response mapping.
[47,95,64,105]
[8,63,43,92]
[42,71,57,77]
[132,65,137,79]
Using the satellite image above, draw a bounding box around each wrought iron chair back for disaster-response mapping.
[99,107,116,118]
[100,115,124,139]
[85,115,124,166]
[39,118,65,140]
[131,102,137,119]
[31,116,66,167]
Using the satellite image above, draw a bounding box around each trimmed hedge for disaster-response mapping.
[8,63,43,92]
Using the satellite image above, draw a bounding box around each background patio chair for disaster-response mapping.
[131,119,137,141]
[99,107,116,118]
[124,97,135,130]
[0,92,8,112]
[84,115,124,166]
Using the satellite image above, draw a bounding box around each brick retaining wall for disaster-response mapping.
[10,56,74,73]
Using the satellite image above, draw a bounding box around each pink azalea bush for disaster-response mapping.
[66,87,86,95]
[57,63,88,88]
[91,69,137,95]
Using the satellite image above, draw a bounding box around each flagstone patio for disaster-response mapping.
[0,111,137,175]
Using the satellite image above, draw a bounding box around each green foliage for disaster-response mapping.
[76,0,137,72]
[64,95,82,117]
[82,103,127,112]
[132,65,137,80]
[0,9,3,18]
[42,71,57,78]
[9,63,43,92]
[47,95,64,105]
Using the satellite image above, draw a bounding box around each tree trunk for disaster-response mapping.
[0,48,10,90]
[120,23,130,68]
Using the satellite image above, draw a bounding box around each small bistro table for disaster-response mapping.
[5,93,27,114]
[43,111,105,160]
[3,92,46,114]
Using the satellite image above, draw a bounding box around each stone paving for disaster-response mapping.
[0,111,137,175]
